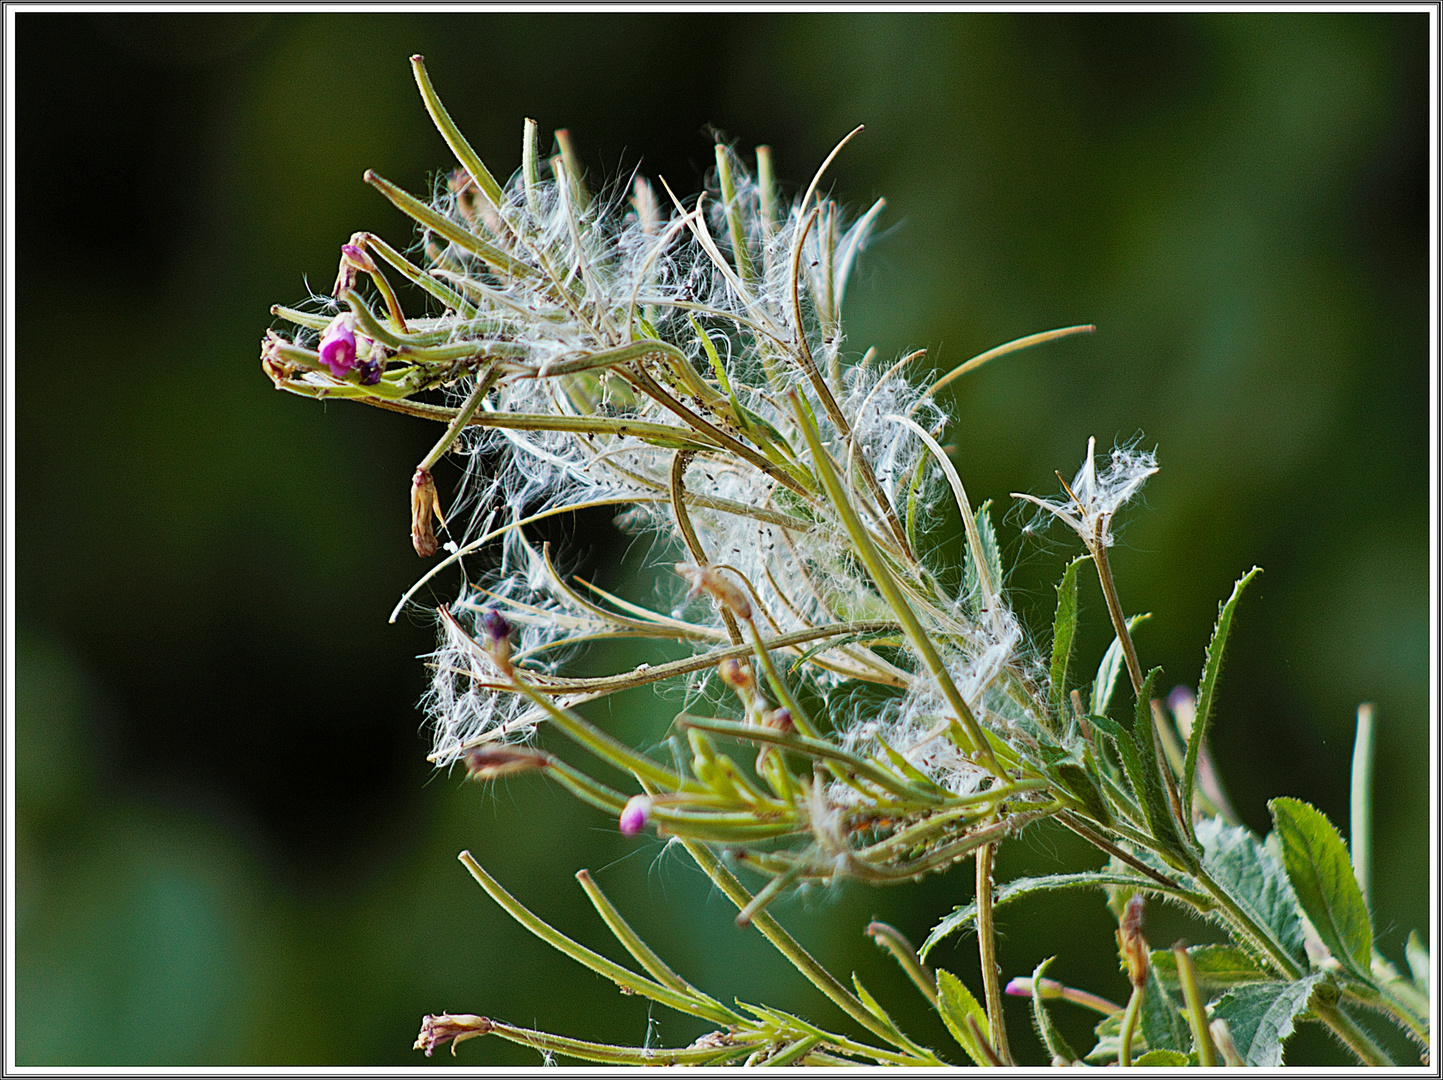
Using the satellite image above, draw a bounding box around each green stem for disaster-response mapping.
[477,1015,764,1066]
[409,54,507,209]
[1172,943,1217,1066]
[1311,998,1394,1067]
[573,869,741,1026]
[457,852,718,1022]
[675,714,946,805]
[1090,542,1145,698]
[1117,984,1143,1067]
[790,392,999,775]
[975,842,1014,1065]
[760,1035,823,1067]
[504,675,680,791]
[669,832,941,1063]
[743,619,820,738]
[866,922,938,1006]
[1189,862,1302,980]
[418,362,500,472]
[1342,981,1430,1048]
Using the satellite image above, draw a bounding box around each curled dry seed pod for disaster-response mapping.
[414,1013,492,1057]
[1117,895,1149,988]
[411,467,446,557]
[675,562,752,620]
[463,743,549,781]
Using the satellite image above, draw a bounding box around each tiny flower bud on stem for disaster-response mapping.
[619,794,652,836]
[479,609,513,678]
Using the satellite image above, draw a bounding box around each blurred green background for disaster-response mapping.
[14,11,1430,1066]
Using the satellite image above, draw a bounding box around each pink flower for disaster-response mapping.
[319,312,358,378]
[619,794,652,836]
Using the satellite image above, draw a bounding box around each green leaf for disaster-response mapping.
[1051,753,1113,827]
[1048,556,1087,723]
[1183,568,1260,830]
[934,969,991,1067]
[1086,711,1128,742]
[1150,944,1270,990]
[1027,957,1079,1064]
[1140,967,1190,1054]
[1085,1011,1131,1064]
[1134,1048,1190,1066]
[920,870,1204,960]
[1129,667,1187,856]
[1196,816,1307,968]
[1269,798,1374,979]
[961,500,1003,617]
[1210,973,1324,1066]
[1405,931,1430,996]
[1091,613,1150,717]
[851,972,904,1039]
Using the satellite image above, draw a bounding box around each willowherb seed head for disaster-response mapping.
[1014,436,1158,550]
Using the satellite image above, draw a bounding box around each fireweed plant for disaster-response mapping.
[260,57,1430,1067]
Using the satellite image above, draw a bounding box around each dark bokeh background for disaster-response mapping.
[14,11,1431,1066]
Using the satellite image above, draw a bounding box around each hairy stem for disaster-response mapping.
[975,841,1014,1065]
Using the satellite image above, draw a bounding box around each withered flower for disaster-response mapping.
[411,467,446,557]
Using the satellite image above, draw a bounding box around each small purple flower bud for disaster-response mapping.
[319,312,357,378]
[1004,977,1033,998]
[357,357,382,385]
[477,609,513,677]
[480,609,512,645]
[340,242,376,272]
[619,794,652,836]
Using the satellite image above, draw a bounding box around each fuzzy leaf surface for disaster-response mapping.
[1209,973,1324,1066]
[1196,816,1306,969]
[1150,944,1269,991]
[919,870,1202,960]
[1129,666,1186,856]
[1047,556,1086,723]
[1085,1011,1134,1064]
[1140,966,1191,1054]
[1184,567,1260,828]
[934,968,991,1067]
[1269,797,1373,979]
[1027,957,1078,1064]
[1134,1048,1190,1066]
[961,500,1003,618]
[1090,613,1150,717]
